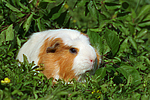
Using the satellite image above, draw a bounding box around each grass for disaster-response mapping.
[0,0,150,99]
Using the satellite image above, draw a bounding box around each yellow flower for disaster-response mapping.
[97,90,100,93]
[1,77,10,84]
[64,4,69,9]
[73,20,77,23]
[91,90,95,94]
[1,80,5,84]
[97,96,101,99]
[96,90,101,94]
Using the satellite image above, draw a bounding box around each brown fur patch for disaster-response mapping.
[95,50,101,68]
[38,37,78,81]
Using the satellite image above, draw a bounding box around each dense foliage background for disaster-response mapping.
[0,0,150,99]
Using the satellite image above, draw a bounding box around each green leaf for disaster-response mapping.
[141,94,149,100]
[106,64,116,73]
[143,14,150,21]
[17,36,21,47]
[128,24,135,35]
[50,3,64,20]
[0,14,3,21]
[0,31,6,44]
[17,13,26,18]
[105,2,121,10]
[128,36,137,50]
[55,10,68,25]
[37,18,42,31]
[122,2,129,9]
[3,0,21,12]
[56,91,68,96]
[6,24,14,41]
[118,25,129,35]
[16,0,29,10]
[138,21,150,27]
[39,2,49,9]
[10,12,17,22]
[104,29,120,56]
[12,90,23,96]
[126,74,133,86]
[102,10,111,18]
[136,63,147,71]
[87,1,98,19]
[100,84,108,93]
[95,67,106,79]
[87,29,103,55]
[136,5,150,20]
[23,54,29,64]
[131,8,136,19]
[119,38,129,53]
[23,81,33,86]
[68,92,80,99]
[139,56,150,65]
[99,20,110,30]
[42,0,56,3]
[131,93,141,100]
[136,29,148,38]
[23,13,33,32]
[117,65,142,86]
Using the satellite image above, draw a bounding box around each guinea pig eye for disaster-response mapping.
[69,48,77,54]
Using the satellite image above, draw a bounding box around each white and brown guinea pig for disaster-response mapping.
[17,29,100,81]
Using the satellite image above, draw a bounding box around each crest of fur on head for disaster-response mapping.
[17,29,100,82]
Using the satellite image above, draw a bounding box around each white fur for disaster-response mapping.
[17,29,97,77]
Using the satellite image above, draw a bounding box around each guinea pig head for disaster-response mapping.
[38,35,97,81]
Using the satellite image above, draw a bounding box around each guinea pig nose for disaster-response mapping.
[90,59,93,63]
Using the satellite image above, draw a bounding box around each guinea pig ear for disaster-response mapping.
[46,42,60,53]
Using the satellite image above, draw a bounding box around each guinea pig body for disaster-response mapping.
[17,29,100,81]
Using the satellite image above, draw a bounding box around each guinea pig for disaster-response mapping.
[17,29,100,82]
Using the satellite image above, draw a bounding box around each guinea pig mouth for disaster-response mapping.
[85,70,91,73]
[85,65,94,72]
